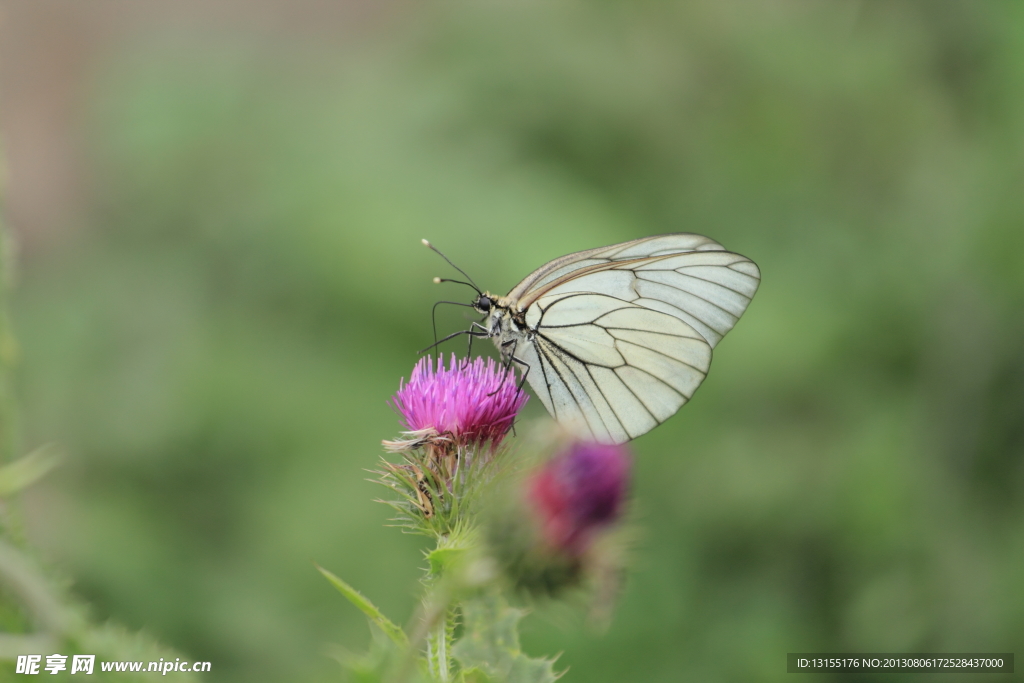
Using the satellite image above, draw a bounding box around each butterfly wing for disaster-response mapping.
[517,294,712,443]
[508,233,728,305]
[511,233,760,443]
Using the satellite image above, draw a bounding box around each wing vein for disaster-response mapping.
[536,331,619,369]
[603,326,704,340]
[583,363,628,438]
[611,367,660,428]
[667,269,755,299]
[553,343,614,439]
[614,338,710,376]
[634,274,740,323]
[535,338,596,439]
[622,364,686,400]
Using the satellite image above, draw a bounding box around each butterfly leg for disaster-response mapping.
[430,300,478,362]
[417,327,489,356]
[488,338,530,397]
[513,354,530,393]
[505,354,531,438]
[487,338,517,396]
[465,321,490,363]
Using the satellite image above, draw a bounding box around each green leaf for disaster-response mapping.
[452,594,561,683]
[316,563,409,647]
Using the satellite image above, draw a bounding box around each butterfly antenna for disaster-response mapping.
[433,277,481,293]
[422,239,482,294]
[431,300,475,362]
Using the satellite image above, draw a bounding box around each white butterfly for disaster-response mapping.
[426,234,760,444]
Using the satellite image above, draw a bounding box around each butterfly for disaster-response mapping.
[426,234,760,444]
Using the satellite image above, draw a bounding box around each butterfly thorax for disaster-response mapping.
[473,292,532,362]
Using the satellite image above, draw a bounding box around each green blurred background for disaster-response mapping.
[2,1,1023,681]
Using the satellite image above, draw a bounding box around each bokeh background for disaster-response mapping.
[2,1,1022,681]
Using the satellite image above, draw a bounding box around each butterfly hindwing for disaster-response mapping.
[524,292,712,443]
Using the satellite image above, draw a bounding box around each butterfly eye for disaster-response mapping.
[476,296,492,313]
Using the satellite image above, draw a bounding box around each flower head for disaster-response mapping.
[529,440,631,556]
[386,354,528,452]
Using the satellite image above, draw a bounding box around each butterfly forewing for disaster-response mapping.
[506,233,726,302]
[521,249,758,348]
[504,233,759,444]
[596,233,725,258]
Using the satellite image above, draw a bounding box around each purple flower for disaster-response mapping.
[529,441,631,556]
[386,354,528,452]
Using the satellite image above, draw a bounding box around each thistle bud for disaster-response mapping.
[487,439,631,596]
[529,441,630,556]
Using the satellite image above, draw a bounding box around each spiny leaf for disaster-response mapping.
[453,594,561,683]
[316,564,409,647]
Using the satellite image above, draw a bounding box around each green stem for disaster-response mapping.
[425,545,456,681]
[427,613,450,681]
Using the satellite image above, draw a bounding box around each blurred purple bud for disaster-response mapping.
[529,440,631,556]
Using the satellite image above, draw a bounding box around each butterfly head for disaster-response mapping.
[472,293,495,316]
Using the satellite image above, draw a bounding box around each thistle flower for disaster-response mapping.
[385,354,528,454]
[529,441,631,556]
